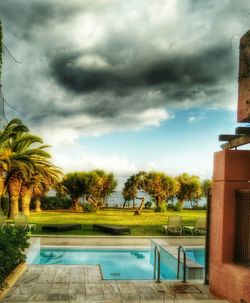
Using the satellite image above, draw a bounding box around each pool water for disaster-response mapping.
[186,249,205,266]
[30,248,177,280]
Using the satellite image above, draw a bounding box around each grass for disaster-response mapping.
[22,208,206,236]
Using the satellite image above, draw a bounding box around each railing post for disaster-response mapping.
[154,245,161,283]
[177,245,187,283]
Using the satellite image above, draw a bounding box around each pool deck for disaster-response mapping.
[2,265,229,303]
[1,237,230,302]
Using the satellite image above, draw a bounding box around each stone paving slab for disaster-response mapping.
[1,265,230,303]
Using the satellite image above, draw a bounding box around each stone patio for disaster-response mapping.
[1,265,230,303]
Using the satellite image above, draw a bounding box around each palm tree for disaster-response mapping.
[6,133,50,218]
[0,119,29,200]
[20,160,62,215]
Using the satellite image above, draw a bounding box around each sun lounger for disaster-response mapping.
[42,224,82,232]
[183,217,206,235]
[93,224,130,235]
[161,215,182,235]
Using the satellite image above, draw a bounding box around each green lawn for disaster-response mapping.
[22,208,206,236]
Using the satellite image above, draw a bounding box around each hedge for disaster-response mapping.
[0,226,29,289]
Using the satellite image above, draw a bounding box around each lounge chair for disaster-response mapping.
[12,213,36,232]
[183,217,206,235]
[0,212,6,230]
[162,215,182,235]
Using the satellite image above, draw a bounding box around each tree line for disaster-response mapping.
[0,119,211,217]
[122,171,211,213]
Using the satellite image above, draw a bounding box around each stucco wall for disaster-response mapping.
[210,150,250,302]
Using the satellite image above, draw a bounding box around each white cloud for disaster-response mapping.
[51,145,137,176]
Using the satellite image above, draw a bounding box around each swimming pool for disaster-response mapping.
[186,248,205,266]
[28,246,205,280]
[30,248,176,279]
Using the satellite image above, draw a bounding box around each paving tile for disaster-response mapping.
[20,267,42,284]
[69,268,85,283]
[68,283,85,295]
[31,282,52,294]
[3,294,30,302]
[54,267,71,283]
[86,283,103,294]
[135,284,156,294]
[47,293,70,301]
[27,293,48,302]
[37,267,57,283]
[120,293,139,302]
[103,292,122,301]
[118,282,137,294]
[74,293,86,301]
[102,283,120,294]
[13,282,35,295]
[50,282,69,294]
[86,268,102,282]
[85,293,104,301]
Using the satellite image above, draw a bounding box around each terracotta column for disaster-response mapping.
[210,150,250,302]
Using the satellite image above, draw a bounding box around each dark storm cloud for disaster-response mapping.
[50,44,233,99]
[0,0,249,136]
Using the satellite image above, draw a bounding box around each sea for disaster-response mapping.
[106,191,207,209]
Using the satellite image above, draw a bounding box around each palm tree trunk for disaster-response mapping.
[34,198,42,212]
[72,197,80,211]
[20,184,33,216]
[0,170,4,212]
[0,172,5,199]
[178,199,185,206]
[8,176,22,218]
[33,185,43,212]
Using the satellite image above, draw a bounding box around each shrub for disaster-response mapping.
[145,201,152,209]
[0,226,29,289]
[30,196,72,210]
[154,204,167,212]
[0,197,9,215]
[83,203,96,213]
[173,202,182,212]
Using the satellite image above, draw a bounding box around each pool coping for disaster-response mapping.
[0,263,27,301]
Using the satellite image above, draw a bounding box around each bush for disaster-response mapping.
[154,204,167,212]
[83,203,96,213]
[0,226,29,289]
[30,196,72,210]
[145,201,152,209]
[173,202,182,212]
[0,197,9,215]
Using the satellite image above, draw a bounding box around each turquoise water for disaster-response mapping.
[186,248,205,266]
[31,248,177,280]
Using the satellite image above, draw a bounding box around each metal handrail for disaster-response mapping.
[177,245,187,283]
[153,245,161,283]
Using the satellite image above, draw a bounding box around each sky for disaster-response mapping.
[0,0,249,188]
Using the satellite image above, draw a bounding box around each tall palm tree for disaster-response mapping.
[20,161,62,215]
[0,119,29,199]
[6,133,50,218]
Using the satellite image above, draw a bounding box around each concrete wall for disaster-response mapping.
[210,150,250,302]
